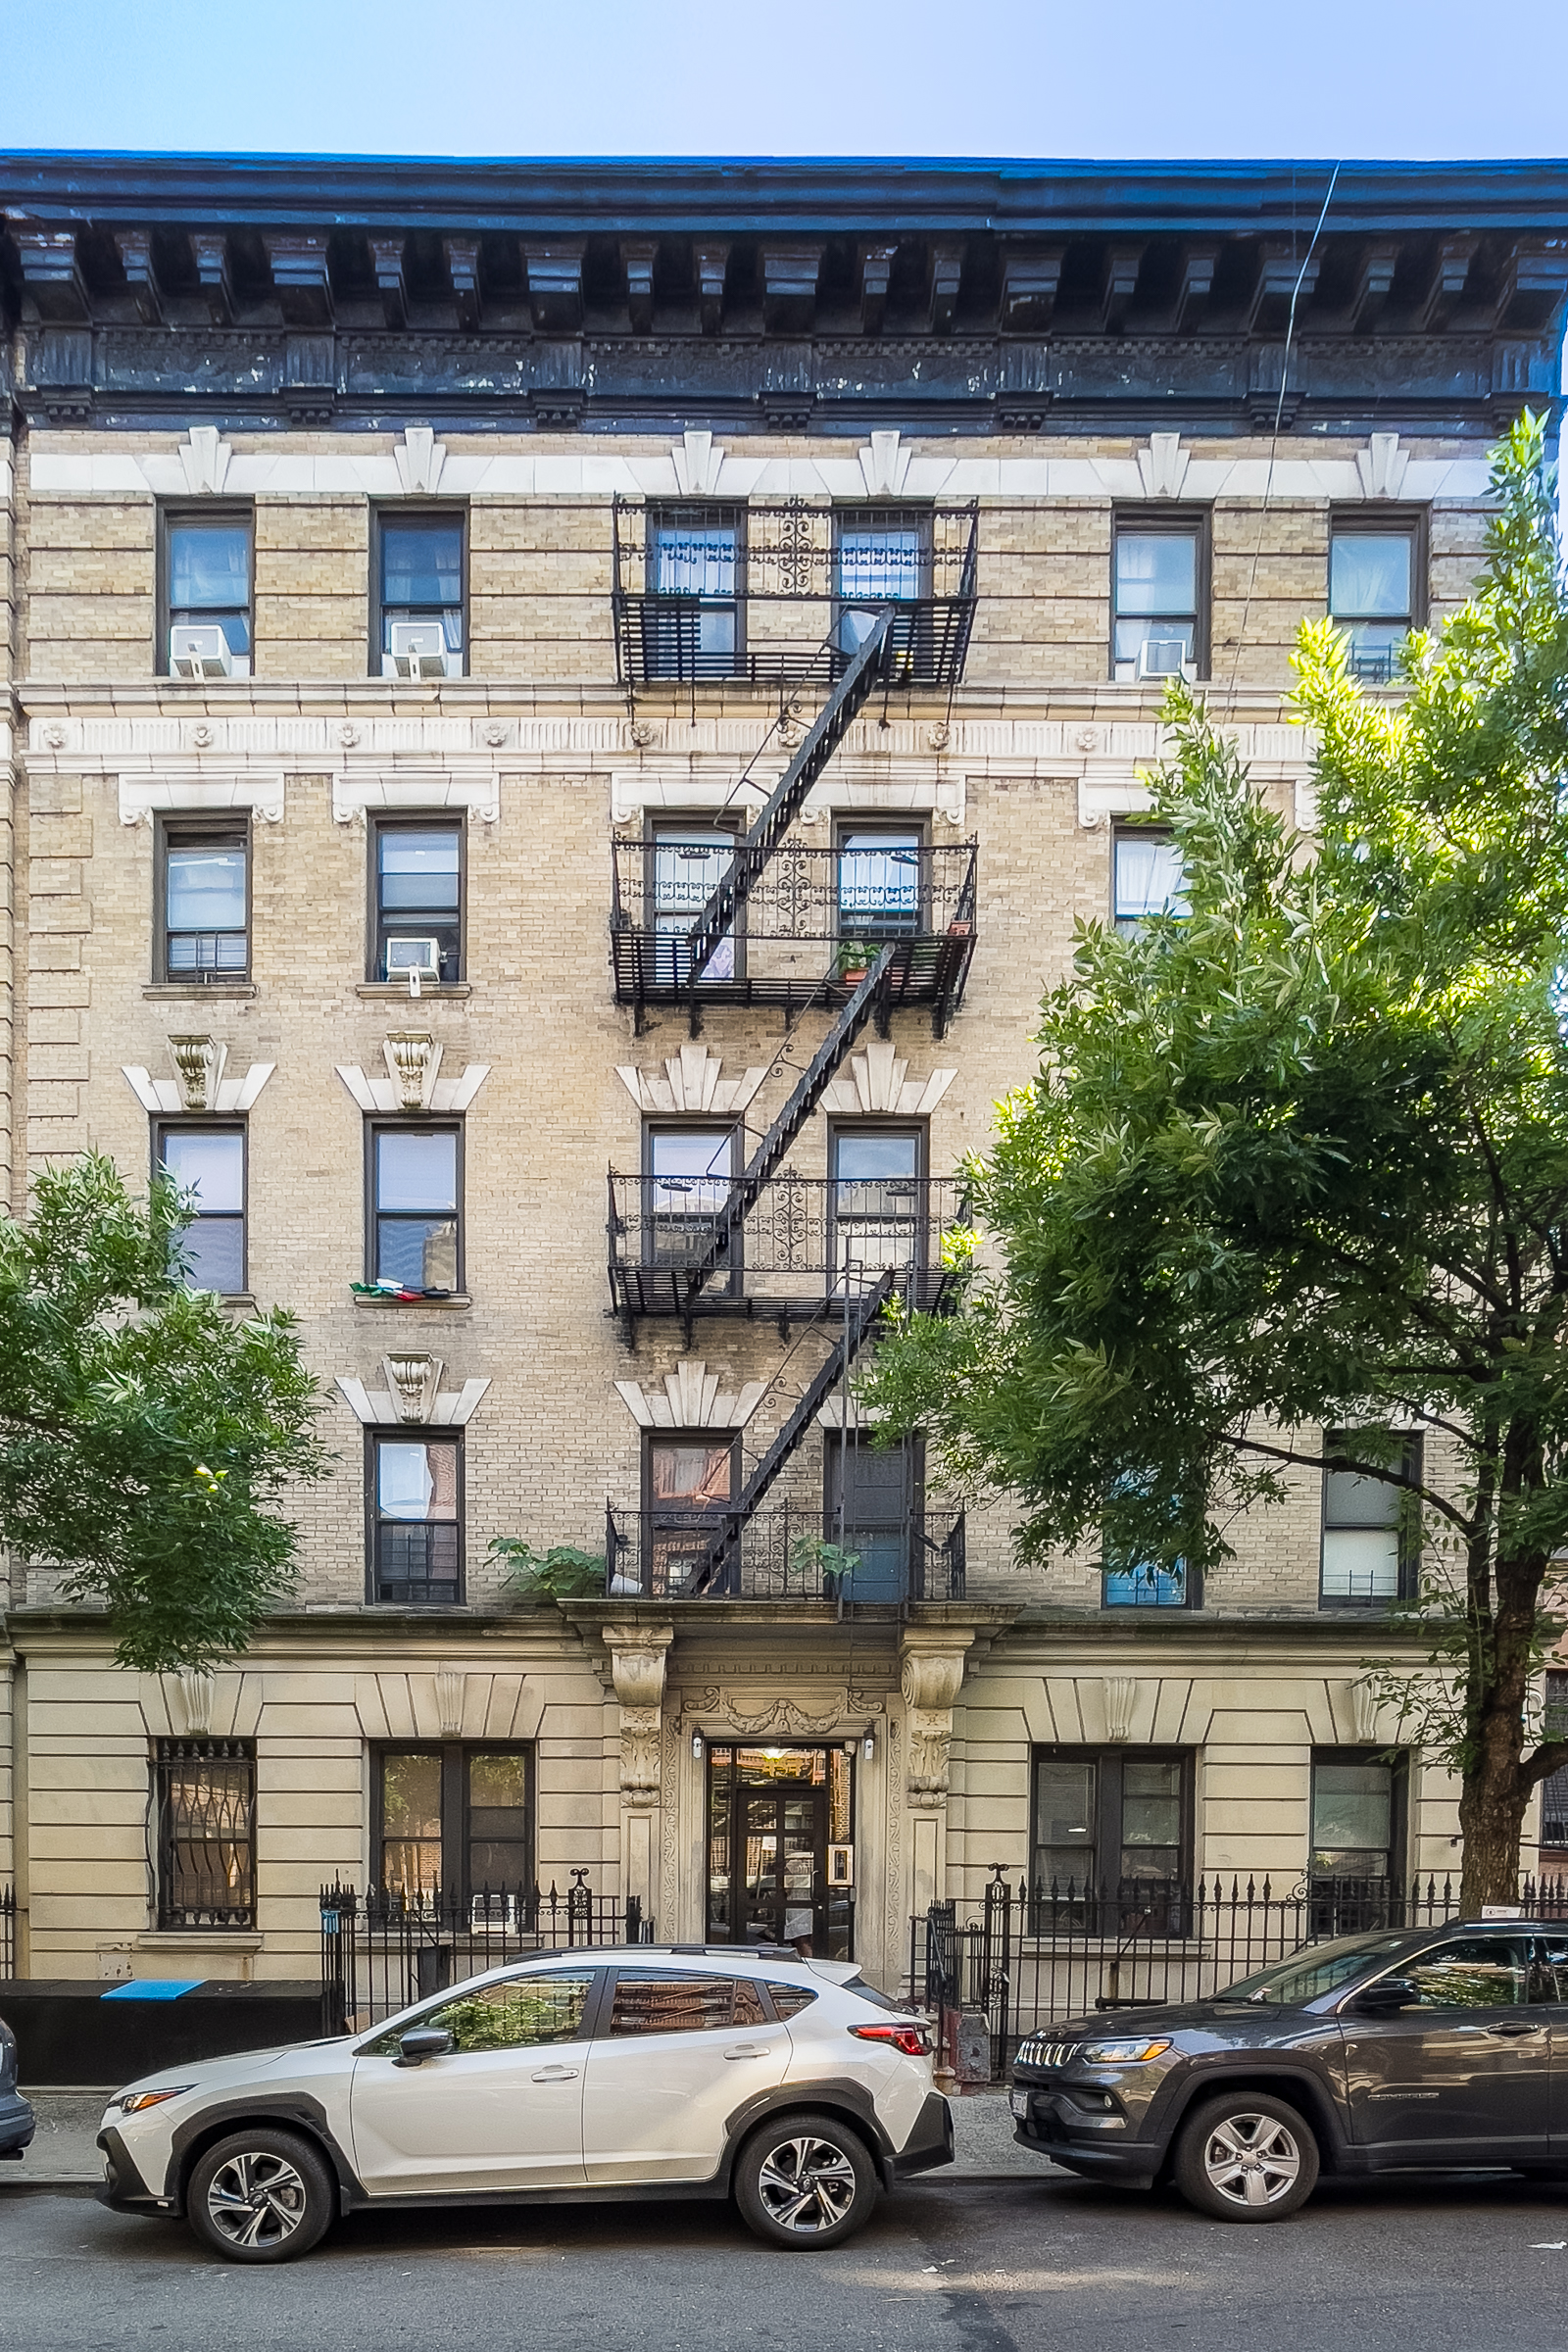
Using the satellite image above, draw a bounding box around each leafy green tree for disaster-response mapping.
[861,416,1568,1909]
[0,1152,326,1671]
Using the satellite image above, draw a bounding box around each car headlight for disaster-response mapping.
[111,2085,195,2114]
[1075,2037,1173,2066]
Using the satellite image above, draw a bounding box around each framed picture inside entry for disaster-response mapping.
[828,1843,855,1887]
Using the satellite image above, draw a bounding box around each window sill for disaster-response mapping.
[143,981,257,1000]
[134,1930,264,1949]
[352,1290,471,1311]
[356,982,472,1001]
[220,1293,258,1312]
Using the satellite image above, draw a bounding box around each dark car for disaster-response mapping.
[0,2012,36,2162]
[1009,1916,1568,2221]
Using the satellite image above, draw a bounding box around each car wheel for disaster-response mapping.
[733,2110,878,2249]
[185,2128,335,2263]
[1172,2093,1319,2222]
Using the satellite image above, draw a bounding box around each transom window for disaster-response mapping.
[1112,517,1204,682]
[369,1123,461,1296]
[163,511,253,678]
[369,1434,462,1605]
[372,818,463,985]
[160,822,248,980]
[374,1743,531,1906]
[377,512,466,676]
[1112,826,1189,933]
[1329,520,1421,685]
[158,1123,246,1296]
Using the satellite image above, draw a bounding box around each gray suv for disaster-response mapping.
[1010,1916,1568,2220]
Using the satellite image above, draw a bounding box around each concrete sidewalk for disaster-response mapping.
[2,2085,1051,2194]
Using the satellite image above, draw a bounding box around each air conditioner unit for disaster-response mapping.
[170,625,232,679]
[1135,637,1195,682]
[387,622,451,679]
[385,937,442,993]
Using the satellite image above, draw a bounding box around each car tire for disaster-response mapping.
[733,2109,879,2249]
[185,2127,335,2263]
[1172,2093,1319,2223]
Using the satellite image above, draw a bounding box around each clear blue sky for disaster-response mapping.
[3,0,1564,160]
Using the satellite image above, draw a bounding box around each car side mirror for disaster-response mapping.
[394,2027,455,2068]
[1350,1978,1421,2016]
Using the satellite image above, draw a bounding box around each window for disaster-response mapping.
[1310,1754,1401,1887]
[370,817,464,985]
[648,819,740,984]
[1542,1673,1568,1856]
[644,1126,736,1281]
[1112,825,1189,933]
[153,1736,255,1929]
[161,510,252,678]
[643,1432,737,1598]
[374,1743,531,1903]
[607,1972,768,2035]
[1321,1432,1420,1604]
[158,1124,246,1296]
[1112,514,1205,682]
[1329,515,1423,686]
[368,1969,592,2055]
[644,505,743,677]
[1101,1470,1198,1608]
[837,827,924,941]
[375,511,466,677]
[823,1432,921,1601]
[1030,1748,1192,1911]
[369,1433,463,1604]
[835,507,931,658]
[830,1125,926,1295]
[368,1123,461,1296]
[158,820,249,980]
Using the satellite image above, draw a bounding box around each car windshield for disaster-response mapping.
[1216,1930,1415,2005]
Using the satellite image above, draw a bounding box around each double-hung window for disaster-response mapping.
[368,1124,462,1297]
[1309,1752,1406,1931]
[373,1744,530,1908]
[376,512,466,677]
[159,820,248,980]
[830,1125,925,1296]
[644,1126,736,1281]
[1329,515,1423,685]
[1542,1673,1568,1861]
[835,506,931,660]
[371,817,464,985]
[645,506,743,677]
[369,1432,463,1605]
[837,827,924,943]
[1111,825,1188,935]
[153,1737,256,1929]
[159,1123,246,1296]
[1112,514,1205,682]
[649,819,739,984]
[162,510,253,678]
[1320,1432,1420,1605]
[642,1432,737,1598]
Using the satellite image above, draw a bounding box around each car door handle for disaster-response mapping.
[724,2045,766,2060]
[1486,2023,1541,2037]
[531,2065,580,2082]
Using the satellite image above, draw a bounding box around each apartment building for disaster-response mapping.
[1,154,1565,1997]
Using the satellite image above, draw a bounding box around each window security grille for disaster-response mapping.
[153,1737,256,1930]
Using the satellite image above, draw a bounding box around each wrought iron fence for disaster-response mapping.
[911,1869,1568,2081]
[0,1882,14,1980]
[319,1875,655,2034]
[604,1501,964,1603]
[608,1172,970,1321]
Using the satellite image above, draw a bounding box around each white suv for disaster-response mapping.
[96,1946,952,2263]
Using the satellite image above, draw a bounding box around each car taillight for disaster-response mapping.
[849,2023,931,2057]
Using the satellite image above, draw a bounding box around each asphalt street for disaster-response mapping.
[5,2170,1568,2352]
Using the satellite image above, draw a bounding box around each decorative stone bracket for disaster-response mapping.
[335,1049,491,1116]
[122,1049,274,1117]
[614,1043,766,1118]
[614,1359,766,1429]
[901,1631,973,1809]
[335,1370,490,1426]
[820,1043,955,1119]
[605,1622,674,1808]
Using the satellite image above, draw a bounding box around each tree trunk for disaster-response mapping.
[1456,1759,1530,1913]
